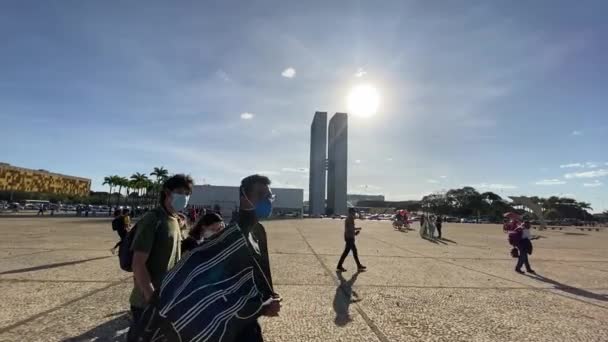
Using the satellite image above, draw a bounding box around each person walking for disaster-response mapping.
[337,208,366,272]
[110,209,128,254]
[515,221,535,274]
[234,174,282,342]
[435,215,443,239]
[127,174,193,341]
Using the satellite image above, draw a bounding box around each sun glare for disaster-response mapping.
[347,84,380,117]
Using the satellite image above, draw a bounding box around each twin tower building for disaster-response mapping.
[309,112,348,216]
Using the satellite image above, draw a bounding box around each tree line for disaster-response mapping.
[101,166,170,207]
[359,186,597,222]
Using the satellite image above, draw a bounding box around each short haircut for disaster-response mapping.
[122,208,129,215]
[239,174,271,197]
[160,174,194,202]
[348,207,357,214]
[113,209,121,217]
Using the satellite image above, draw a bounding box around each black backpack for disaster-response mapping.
[118,209,162,272]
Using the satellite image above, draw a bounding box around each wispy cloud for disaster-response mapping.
[281,67,296,78]
[281,167,309,173]
[255,170,280,176]
[355,67,366,77]
[386,157,393,162]
[427,179,439,184]
[439,176,447,179]
[560,162,598,169]
[240,112,254,120]
[355,159,361,164]
[473,183,518,190]
[215,69,231,82]
[571,130,583,136]
[535,179,566,186]
[560,163,583,168]
[564,169,608,179]
[583,180,603,187]
[586,162,598,168]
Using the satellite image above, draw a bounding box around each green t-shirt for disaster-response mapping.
[129,208,182,308]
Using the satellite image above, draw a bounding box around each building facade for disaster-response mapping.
[308,111,327,216]
[189,185,304,218]
[0,162,91,197]
[327,113,348,215]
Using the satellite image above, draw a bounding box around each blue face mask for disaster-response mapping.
[170,193,190,211]
[255,197,273,219]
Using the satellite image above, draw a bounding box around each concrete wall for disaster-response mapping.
[327,113,348,215]
[308,112,327,216]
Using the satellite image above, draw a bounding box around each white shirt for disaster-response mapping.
[522,228,531,239]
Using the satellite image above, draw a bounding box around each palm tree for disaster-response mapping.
[151,167,169,184]
[115,177,129,207]
[102,176,115,205]
[150,167,169,205]
[131,173,150,207]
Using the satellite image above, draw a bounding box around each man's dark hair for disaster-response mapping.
[239,174,271,197]
[160,174,194,203]
[122,208,129,215]
[348,207,357,215]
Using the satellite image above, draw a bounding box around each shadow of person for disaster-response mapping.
[526,273,608,302]
[439,237,457,244]
[333,271,361,326]
[61,313,131,341]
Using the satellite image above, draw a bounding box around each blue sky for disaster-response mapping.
[1,1,607,211]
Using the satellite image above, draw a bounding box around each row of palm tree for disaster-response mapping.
[102,166,170,208]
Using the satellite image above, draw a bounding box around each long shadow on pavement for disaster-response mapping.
[333,271,361,326]
[0,256,112,275]
[526,273,608,302]
[62,312,131,341]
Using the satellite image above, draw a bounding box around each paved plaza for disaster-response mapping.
[0,217,607,341]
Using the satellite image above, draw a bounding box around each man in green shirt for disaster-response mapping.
[128,174,193,331]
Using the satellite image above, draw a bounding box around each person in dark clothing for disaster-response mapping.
[110,209,128,254]
[515,221,535,274]
[337,208,366,273]
[234,174,281,342]
[181,212,224,255]
[435,216,443,239]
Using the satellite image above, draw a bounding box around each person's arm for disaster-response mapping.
[130,213,157,303]
[133,251,154,303]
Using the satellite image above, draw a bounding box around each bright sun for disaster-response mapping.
[347,84,380,117]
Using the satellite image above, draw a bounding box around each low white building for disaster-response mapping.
[189,185,304,218]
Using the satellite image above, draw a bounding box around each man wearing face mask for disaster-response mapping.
[235,174,281,342]
[128,174,193,334]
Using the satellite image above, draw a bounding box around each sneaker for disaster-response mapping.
[357,265,367,272]
[515,269,525,274]
[336,267,347,272]
[526,269,536,274]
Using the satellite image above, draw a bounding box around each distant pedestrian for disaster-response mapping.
[337,208,366,272]
[515,221,535,274]
[37,206,44,216]
[435,216,443,239]
[110,209,128,254]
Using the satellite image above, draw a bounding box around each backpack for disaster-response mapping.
[111,217,121,231]
[508,229,522,247]
[118,209,163,272]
